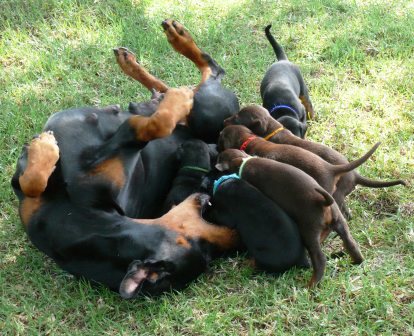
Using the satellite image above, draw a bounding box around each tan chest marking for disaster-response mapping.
[90,157,125,189]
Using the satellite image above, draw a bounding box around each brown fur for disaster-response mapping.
[135,194,239,251]
[216,149,363,287]
[20,197,43,227]
[18,132,59,197]
[90,157,126,189]
[114,47,169,93]
[224,104,406,215]
[218,124,379,194]
[162,19,212,91]
[129,87,194,142]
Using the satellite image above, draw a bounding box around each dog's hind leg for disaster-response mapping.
[299,88,315,120]
[331,204,363,264]
[162,19,225,91]
[302,234,327,287]
[114,47,169,93]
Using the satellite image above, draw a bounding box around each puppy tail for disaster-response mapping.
[265,25,288,61]
[354,173,406,188]
[333,142,381,175]
[315,187,335,206]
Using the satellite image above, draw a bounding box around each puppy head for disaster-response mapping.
[176,139,211,170]
[224,104,275,136]
[215,149,249,172]
[217,125,254,152]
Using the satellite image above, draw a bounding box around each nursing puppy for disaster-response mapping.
[202,169,308,273]
[218,125,380,195]
[163,139,211,212]
[215,149,363,287]
[224,105,406,216]
[260,25,314,138]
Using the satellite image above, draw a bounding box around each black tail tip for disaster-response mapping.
[265,24,272,33]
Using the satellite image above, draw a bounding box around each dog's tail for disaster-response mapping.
[332,142,381,175]
[354,173,406,188]
[315,186,335,206]
[265,25,288,61]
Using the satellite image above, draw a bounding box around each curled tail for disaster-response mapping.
[355,173,406,188]
[315,187,335,206]
[265,25,288,61]
[332,142,381,175]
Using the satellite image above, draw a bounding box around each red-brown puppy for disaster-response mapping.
[224,104,406,216]
[215,149,363,287]
[218,124,380,195]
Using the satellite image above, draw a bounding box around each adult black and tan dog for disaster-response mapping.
[11,20,239,299]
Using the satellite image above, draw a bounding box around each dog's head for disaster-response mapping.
[215,149,249,173]
[224,104,277,136]
[217,125,254,152]
[176,139,211,171]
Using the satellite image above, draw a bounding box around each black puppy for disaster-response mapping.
[162,139,211,212]
[202,169,308,273]
[260,25,314,138]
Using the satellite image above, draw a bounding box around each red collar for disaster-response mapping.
[240,135,257,151]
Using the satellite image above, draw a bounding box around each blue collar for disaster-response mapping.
[269,104,299,118]
[213,174,240,195]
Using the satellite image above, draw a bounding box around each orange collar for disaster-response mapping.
[240,136,257,151]
[263,126,284,140]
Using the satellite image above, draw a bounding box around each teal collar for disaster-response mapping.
[213,174,240,195]
[238,157,253,178]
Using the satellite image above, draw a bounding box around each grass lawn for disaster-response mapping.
[1,0,413,334]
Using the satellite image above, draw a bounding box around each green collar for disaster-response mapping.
[238,157,253,178]
[180,165,209,174]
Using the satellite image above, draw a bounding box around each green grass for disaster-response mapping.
[1,0,413,334]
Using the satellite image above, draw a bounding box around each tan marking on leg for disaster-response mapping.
[90,157,125,189]
[299,95,315,120]
[114,47,169,93]
[129,87,194,142]
[136,194,239,251]
[163,20,213,92]
[176,236,191,249]
[20,197,42,227]
[19,132,60,197]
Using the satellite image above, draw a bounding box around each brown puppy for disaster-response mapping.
[216,149,363,287]
[218,124,379,195]
[224,105,406,215]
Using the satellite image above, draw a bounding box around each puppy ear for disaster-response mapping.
[215,162,229,171]
[119,260,174,299]
[119,260,148,299]
[251,119,265,132]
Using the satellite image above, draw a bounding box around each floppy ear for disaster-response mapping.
[119,260,174,299]
[250,119,266,132]
[215,162,229,171]
[119,260,148,299]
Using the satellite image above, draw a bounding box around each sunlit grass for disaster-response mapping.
[1,0,413,334]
